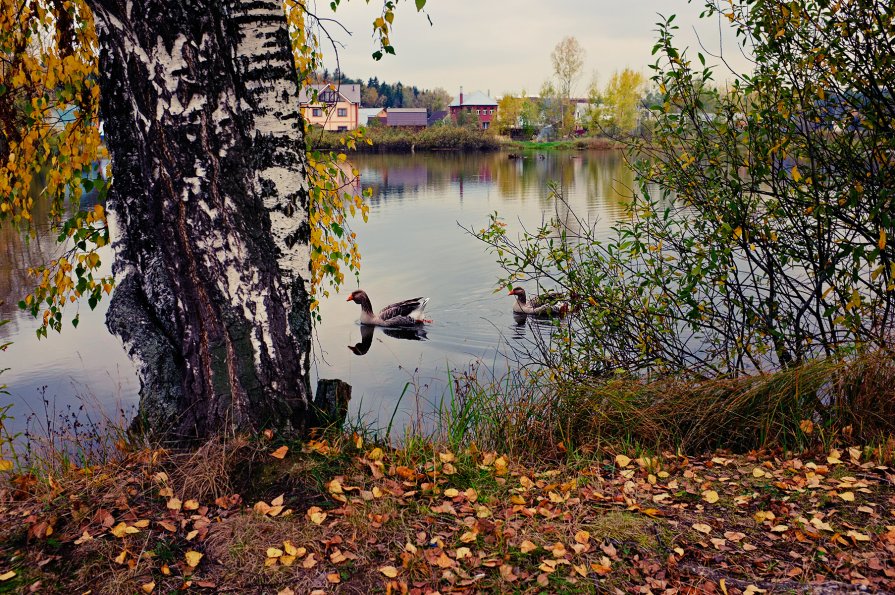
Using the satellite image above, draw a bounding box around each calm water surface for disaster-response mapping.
[0,150,632,434]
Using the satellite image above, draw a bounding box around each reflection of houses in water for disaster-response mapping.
[359,165,429,207]
[451,165,494,199]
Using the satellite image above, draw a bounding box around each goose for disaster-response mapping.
[346,289,430,327]
[508,287,569,317]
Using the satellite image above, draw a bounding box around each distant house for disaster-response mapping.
[298,83,361,131]
[427,110,449,126]
[449,89,498,129]
[359,107,386,127]
[386,108,428,130]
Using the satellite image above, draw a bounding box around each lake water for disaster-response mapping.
[0,150,632,436]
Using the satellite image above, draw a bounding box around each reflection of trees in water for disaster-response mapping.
[0,196,59,334]
[353,151,633,211]
[0,173,106,335]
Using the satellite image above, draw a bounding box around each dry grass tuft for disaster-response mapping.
[169,435,256,501]
[448,350,895,458]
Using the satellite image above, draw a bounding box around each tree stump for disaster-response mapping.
[313,379,352,427]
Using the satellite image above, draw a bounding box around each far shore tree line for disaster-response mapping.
[318,36,676,141]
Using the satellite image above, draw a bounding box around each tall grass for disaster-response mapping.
[431,351,895,460]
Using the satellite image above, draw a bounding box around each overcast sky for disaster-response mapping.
[314,0,753,98]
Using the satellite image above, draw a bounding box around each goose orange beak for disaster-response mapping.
[507,290,514,295]
[346,296,353,302]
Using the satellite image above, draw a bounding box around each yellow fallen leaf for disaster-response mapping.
[0,460,12,472]
[327,573,341,584]
[267,547,283,558]
[444,488,459,498]
[379,565,399,578]
[460,531,477,543]
[279,555,296,566]
[574,530,591,544]
[0,571,15,582]
[110,522,129,538]
[270,445,289,459]
[114,550,127,564]
[439,451,455,463]
[367,447,384,461]
[702,490,719,504]
[839,491,855,502]
[327,479,343,494]
[435,552,454,568]
[141,581,156,593]
[520,540,538,553]
[847,530,871,542]
[770,524,789,533]
[455,546,472,559]
[615,454,632,468]
[307,507,327,525]
[184,550,203,567]
[183,499,199,511]
[752,467,766,478]
[271,494,285,507]
[166,497,182,511]
[499,563,518,581]
[692,523,712,534]
[302,553,318,568]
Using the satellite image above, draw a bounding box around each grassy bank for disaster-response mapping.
[1,354,894,593]
[504,136,622,152]
[309,126,501,153]
[440,351,895,460]
[307,127,622,153]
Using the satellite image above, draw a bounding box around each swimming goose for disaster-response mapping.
[508,287,569,317]
[347,289,430,327]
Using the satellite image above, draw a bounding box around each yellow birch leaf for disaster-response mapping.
[520,540,538,553]
[184,550,203,567]
[379,565,399,577]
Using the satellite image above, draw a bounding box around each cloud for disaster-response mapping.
[315,0,752,96]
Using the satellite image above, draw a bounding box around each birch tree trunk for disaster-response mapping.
[86,0,313,440]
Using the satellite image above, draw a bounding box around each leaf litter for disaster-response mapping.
[0,437,893,593]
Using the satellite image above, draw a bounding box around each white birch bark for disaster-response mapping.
[87,0,312,440]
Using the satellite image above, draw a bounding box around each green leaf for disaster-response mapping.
[415,0,426,10]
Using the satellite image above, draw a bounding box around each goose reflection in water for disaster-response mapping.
[509,312,563,345]
[348,323,429,356]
